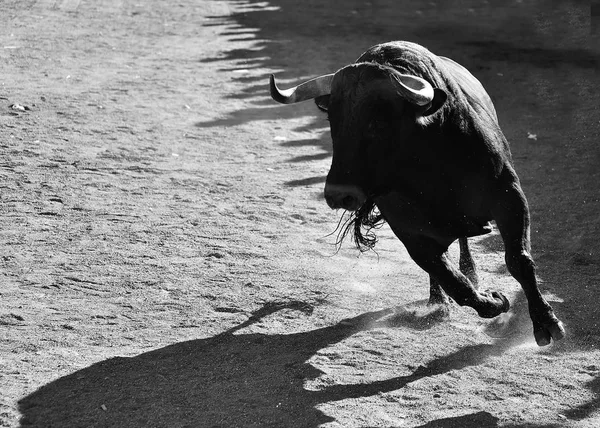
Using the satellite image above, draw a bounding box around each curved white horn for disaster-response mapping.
[270,73,334,104]
[389,72,434,106]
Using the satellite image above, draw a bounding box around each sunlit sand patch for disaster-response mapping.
[396,300,449,317]
[379,301,450,330]
[347,280,378,294]
[338,301,450,331]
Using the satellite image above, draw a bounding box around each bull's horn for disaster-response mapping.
[270,73,334,104]
[390,72,434,106]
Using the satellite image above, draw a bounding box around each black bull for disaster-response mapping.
[269,41,564,346]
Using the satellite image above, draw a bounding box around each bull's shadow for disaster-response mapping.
[19,301,510,428]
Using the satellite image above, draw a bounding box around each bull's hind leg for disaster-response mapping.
[405,236,510,318]
[492,178,565,346]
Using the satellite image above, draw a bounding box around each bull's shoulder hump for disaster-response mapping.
[438,56,486,95]
[356,41,435,64]
[438,56,498,122]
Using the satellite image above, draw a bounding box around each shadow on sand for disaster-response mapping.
[20,301,521,428]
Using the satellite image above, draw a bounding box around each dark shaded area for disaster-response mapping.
[414,411,499,428]
[19,302,515,428]
[284,175,326,187]
[201,0,599,111]
[462,40,600,68]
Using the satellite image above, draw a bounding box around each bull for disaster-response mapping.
[269,41,564,346]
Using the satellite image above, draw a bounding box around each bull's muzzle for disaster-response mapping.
[324,183,367,211]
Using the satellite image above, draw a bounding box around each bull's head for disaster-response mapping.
[270,62,447,213]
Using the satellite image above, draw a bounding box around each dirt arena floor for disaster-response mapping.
[1,0,599,427]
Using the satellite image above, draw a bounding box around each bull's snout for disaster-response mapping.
[324,183,367,211]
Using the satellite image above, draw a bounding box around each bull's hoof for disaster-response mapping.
[533,317,566,347]
[475,291,510,319]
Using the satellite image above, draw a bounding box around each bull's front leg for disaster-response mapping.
[492,174,565,346]
[429,276,450,305]
[429,237,478,305]
[458,236,479,287]
[375,193,485,308]
[376,195,508,316]
[403,235,510,318]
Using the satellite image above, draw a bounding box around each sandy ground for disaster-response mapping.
[1,0,599,427]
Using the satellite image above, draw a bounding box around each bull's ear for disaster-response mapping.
[315,95,330,112]
[419,88,447,117]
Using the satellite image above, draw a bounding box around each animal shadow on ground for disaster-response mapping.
[408,410,567,428]
[20,300,517,428]
[404,410,499,428]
